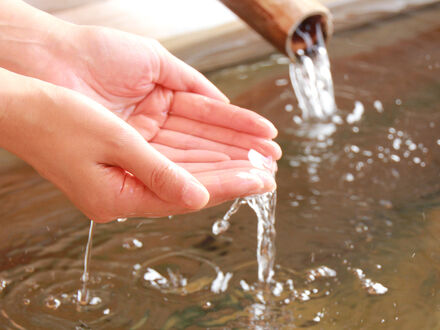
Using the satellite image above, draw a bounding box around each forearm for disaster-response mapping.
[0,0,76,80]
[0,67,43,160]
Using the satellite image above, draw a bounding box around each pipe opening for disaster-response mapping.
[286,14,328,61]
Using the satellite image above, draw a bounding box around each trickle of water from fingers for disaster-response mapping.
[77,220,95,306]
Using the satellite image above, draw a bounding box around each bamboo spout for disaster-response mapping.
[219,0,333,56]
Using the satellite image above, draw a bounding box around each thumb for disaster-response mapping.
[113,133,209,210]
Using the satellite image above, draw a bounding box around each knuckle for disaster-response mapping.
[149,163,176,196]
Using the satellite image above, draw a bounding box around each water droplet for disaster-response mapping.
[212,219,230,236]
[374,100,384,113]
[122,238,143,250]
[390,155,400,162]
[347,101,364,124]
[89,296,102,306]
[45,296,61,310]
[293,115,302,124]
[274,78,288,86]
[202,301,212,310]
[345,173,354,182]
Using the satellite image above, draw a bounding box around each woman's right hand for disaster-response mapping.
[0,68,275,222]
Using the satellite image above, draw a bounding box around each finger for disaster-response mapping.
[164,116,282,160]
[94,166,274,221]
[151,41,229,103]
[178,159,278,174]
[151,129,250,160]
[171,92,278,139]
[196,168,276,208]
[109,129,209,210]
[177,160,255,173]
[150,143,231,162]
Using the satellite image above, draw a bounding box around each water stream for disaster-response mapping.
[77,220,95,306]
[288,20,336,120]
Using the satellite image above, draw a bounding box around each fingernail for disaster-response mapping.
[182,180,209,209]
[259,118,278,138]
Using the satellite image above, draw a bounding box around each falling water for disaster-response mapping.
[213,149,277,284]
[77,220,95,306]
[246,191,277,283]
[213,191,277,284]
[288,20,336,120]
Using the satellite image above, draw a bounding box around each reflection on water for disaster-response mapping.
[1,4,440,328]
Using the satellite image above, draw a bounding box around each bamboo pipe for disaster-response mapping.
[218,0,333,57]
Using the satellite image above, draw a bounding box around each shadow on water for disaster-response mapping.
[1,3,440,329]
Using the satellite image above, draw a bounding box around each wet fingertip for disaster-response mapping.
[249,169,276,191]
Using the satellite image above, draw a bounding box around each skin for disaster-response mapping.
[0,0,281,223]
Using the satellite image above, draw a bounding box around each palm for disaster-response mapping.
[62,28,280,166]
[47,27,281,211]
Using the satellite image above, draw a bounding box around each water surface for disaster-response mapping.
[1,4,440,328]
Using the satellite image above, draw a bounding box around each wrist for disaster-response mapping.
[0,1,80,81]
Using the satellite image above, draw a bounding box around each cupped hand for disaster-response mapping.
[38,25,281,163]
[0,69,276,223]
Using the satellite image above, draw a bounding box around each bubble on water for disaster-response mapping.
[45,296,61,310]
[103,308,110,315]
[122,238,143,250]
[395,99,402,105]
[202,301,212,310]
[374,100,384,113]
[390,155,400,162]
[413,157,421,164]
[23,298,31,306]
[437,139,440,146]
[0,279,9,292]
[393,138,401,150]
[89,296,102,306]
[293,115,303,124]
[350,145,360,153]
[275,78,289,86]
[284,104,294,112]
